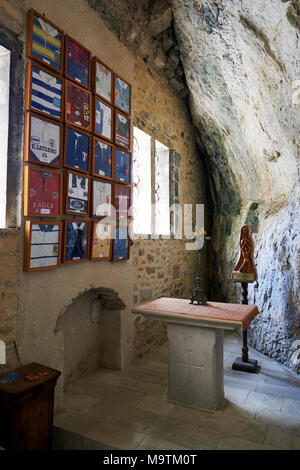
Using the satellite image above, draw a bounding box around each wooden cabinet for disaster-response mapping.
[0,362,61,450]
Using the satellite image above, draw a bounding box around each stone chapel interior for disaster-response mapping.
[0,0,299,452]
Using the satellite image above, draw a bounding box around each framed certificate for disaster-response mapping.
[93,137,113,179]
[114,147,131,183]
[64,220,90,263]
[112,226,129,261]
[94,96,113,142]
[92,178,112,217]
[90,220,113,261]
[26,61,63,121]
[65,80,91,131]
[24,220,62,271]
[65,35,91,89]
[115,111,130,149]
[114,74,131,115]
[65,170,90,216]
[27,9,64,74]
[64,125,91,174]
[114,184,131,220]
[24,112,62,168]
[24,166,62,217]
[93,57,113,104]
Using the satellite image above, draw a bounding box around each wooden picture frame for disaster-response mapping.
[65,170,90,217]
[114,184,131,221]
[65,79,92,131]
[114,146,131,184]
[114,110,130,150]
[24,220,62,271]
[93,96,113,142]
[112,226,130,261]
[27,9,64,74]
[90,220,113,261]
[65,35,91,90]
[63,219,90,263]
[26,61,64,121]
[93,57,113,105]
[64,124,91,174]
[24,165,62,217]
[92,178,112,218]
[92,136,114,180]
[114,74,131,115]
[24,112,63,168]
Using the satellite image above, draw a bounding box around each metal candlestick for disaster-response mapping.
[190,235,210,305]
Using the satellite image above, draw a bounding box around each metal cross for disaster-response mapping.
[178,350,205,380]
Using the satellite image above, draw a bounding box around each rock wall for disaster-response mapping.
[172,0,300,371]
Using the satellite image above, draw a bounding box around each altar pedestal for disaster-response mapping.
[133,297,259,411]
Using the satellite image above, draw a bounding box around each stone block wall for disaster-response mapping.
[0,229,21,372]
[132,58,207,357]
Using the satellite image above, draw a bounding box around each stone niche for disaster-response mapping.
[54,288,126,388]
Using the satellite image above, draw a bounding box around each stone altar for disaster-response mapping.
[133,297,259,410]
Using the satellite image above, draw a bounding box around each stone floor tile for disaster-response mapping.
[224,375,257,392]
[224,385,249,404]
[85,400,157,433]
[54,411,98,435]
[94,371,139,388]
[84,421,145,450]
[281,398,300,417]
[142,360,168,373]
[255,382,300,401]
[216,436,276,450]
[293,434,300,450]
[136,435,189,450]
[120,367,166,384]
[144,416,220,450]
[245,391,283,412]
[63,390,103,414]
[107,387,147,408]
[131,380,168,398]
[255,409,300,431]
[264,425,294,450]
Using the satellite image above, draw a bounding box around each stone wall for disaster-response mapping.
[132,58,207,357]
[0,0,207,386]
[0,229,21,373]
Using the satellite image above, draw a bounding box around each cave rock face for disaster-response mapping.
[172,0,299,370]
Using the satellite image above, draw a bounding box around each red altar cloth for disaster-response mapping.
[134,297,259,331]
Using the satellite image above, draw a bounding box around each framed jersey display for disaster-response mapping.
[93,57,113,105]
[114,184,131,220]
[26,61,63,121]
[24,112,62,168]
[24,220,62,271]
[92,179,112,217]
[93,137,113,179]
[24,166,62,217]
[65,35,91,89]
[65,170,90,216]
[115,111,130,149]
[65,80,91,131]
[90,220,113,261]
[94,96,113,142]
[114,75,131,115]
[27,9,64,74]
[112,227,129,261]
[64,125,90,174]
[64,220,89,263]
[114,147,131,183]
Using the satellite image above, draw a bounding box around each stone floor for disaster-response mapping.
[54,331,300,450]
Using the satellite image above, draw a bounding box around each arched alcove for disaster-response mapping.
[55,287,126,388]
